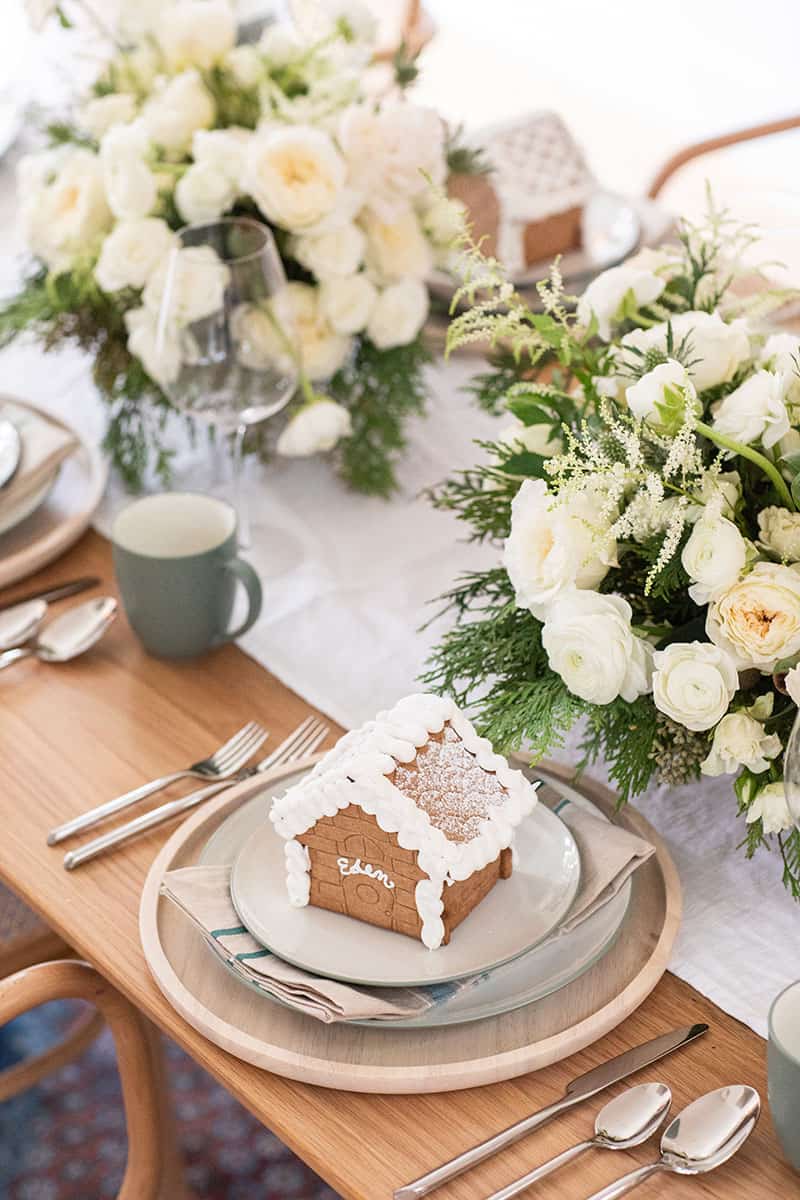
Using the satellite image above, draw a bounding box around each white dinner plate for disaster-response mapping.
[0,467,60,537]
[229,795,580,988]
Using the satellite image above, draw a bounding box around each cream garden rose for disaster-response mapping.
[576,263,665,341]
[503,478,617,619]
[143,246,230,325]
[285,282,351,380]
[541,590,652,705]
[18,148,112,271]
[339,101,446,222]
[243,126,346,233]
[712,370,789,450]
[701,697,781,777]
[124,307,182,388]
[652,641,739,732]
[100,121,158,220]
[758,506,800,562]
[157,0,236,72]
[746,781,793,835]
[366,279,429,350]
[681,515,747,605]
[94,218,176,292]
[707,561,800,671]
[142,71,215,158]
[319,275,377,335]
[625,359,699,426]
[175,162,237,224]
[293,223,366,280]
[363,208,433,282]
[276,399,352,457]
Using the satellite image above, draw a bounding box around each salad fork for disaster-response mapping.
[48,720,269,846]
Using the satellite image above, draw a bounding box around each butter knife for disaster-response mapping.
[393,1023,709,1199]
[0,576,99,614]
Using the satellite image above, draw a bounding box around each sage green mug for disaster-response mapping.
[112,492,262,659]
[768,979,800,1171]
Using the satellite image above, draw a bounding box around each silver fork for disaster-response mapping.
[48,721,269,846]
[62,715,330,870]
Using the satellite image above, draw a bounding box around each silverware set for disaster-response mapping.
[47,714,329,870]
[393,1024,760,1199]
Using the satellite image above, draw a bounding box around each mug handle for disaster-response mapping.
[220,557,263,642]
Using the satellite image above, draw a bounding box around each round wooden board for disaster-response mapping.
[140,757,681,1094]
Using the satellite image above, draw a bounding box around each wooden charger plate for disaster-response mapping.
[140,755,681,1094]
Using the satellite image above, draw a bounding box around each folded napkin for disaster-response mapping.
[0,401,78,517]
[160,799,654,1024]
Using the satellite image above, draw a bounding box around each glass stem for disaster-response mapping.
[232,423,250,549]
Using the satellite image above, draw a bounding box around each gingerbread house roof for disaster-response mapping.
[270,694,539,887]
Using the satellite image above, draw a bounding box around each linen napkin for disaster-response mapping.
[0,401,78,519]
[160,799,654,1024]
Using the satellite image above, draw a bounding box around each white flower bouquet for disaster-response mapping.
[425,202,800,894]
[3,0,463,494]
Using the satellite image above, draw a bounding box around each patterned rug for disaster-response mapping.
[0,1001,342,1199]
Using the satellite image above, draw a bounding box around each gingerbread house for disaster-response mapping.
[269,694,539,950]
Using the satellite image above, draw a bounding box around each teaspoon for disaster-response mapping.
[485,1083,672,1200]
[0,597,117,670]
[0,598,47,650]
[585,1084,760,1199]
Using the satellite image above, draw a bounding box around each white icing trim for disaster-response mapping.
[270,693,539,947]
[285,839,310,907]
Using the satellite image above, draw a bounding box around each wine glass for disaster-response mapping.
[784,709,800,830]
[154,216,299,545]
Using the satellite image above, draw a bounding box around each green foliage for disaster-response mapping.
[392,41,421,89]
[580,698,660,803]
[328,335,431,497]
[445,124,493,176]
[45,121,96,149]
[205,66,261,129]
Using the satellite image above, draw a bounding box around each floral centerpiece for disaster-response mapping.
[424,201,800,894]
[2,0,463,494]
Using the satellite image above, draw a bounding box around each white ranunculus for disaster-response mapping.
[143,246,230,325]
[284,282,351,380]
[277,399,352,456]
[157,0,236,71]
[621,311,751,392]
[100,121,158,220]
[293,222,366,280]
[746,781,793,835]
[81,94,137,139]
[243,125,346,233]
[701,709,781,777]
[758,507,800,562]
[318,275,377,335]
[785,663,800,706]
[421,195,468,246]
[625,359,698,426]
[681,515,747,605]
[192,128,251,183]
[363,208,433,282]
[125,306,182,388]
[18,148,112,271]
[498,421,562,458]
[142,71,215,158]
[503,478,617,619]
[576,264,665,340]
[541,590,652,705]
[707,561,800,671]
[652,641,739,732]
[712,370,790,450]
[94,218,177,293]
[339,102,446,221]
[224,44,264,88]
[175,162,237,223]
[366,279,429,350]
[685,470,741,523]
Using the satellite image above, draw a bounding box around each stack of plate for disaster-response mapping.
[196,765,632,1030]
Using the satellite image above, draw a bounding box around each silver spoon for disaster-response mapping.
[0,419,21,489]
[0,598,48,650]
[0,597,117,670]
[585,1084,760,1199]
[485,1083,672,1200]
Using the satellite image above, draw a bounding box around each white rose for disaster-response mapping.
[293,222,366,280]
[81,94,137,139]
[498,421,562,458]
[503,478,617,619]
[758,507,800,562]
[685,471,741,523]
[707,561,800,671]
[363,208,433,282]
[285,282,351,380]
[366,279,429,350]
[157,0,236,71]
[652,641,739,732]
[712,370,789,450]
[622,311,751,392]
[576,264,665,340]
[541,590,652,705]
[339,102,446,221]
[243,126,345,233]
[224,44,264,88]
[701,709,781,777]
[626,359,698,425]
[192,128,251,183]
[277,399,352,456]
[144,245,231,325]
[681,515,747,605]
[746,781,793,835]
[18,148,112,271]
[94,218,177,292]
[175,162,237,223]
[785,663,800,706]
[124,306,182,389]
[422,195,468,246]
[318,275,377,335]
[230,300,296,374]
[100,121,158,220]
[760,332,800,384]
[142,71,215,158]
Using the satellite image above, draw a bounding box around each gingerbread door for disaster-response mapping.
[340,832,395,927]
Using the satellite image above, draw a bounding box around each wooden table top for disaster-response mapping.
[0,529,795,1200]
